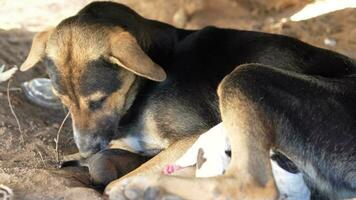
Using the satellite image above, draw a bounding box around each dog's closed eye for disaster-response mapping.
[89,96,108,110]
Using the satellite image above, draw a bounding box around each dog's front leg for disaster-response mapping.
[105,135,198,194]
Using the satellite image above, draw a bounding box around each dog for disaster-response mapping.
[20,1,356,199]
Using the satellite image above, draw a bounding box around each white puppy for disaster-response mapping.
[164,123,311,200]
[0,65,17,83]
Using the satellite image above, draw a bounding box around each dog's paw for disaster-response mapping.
[106,174,181,200]
[106,175,158,200]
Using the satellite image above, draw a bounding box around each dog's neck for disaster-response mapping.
[131,19,193,70]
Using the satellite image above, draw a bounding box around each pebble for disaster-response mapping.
[173,8,188,28]
[324,38,337,46]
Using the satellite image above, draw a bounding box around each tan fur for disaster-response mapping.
[72,71,136,132]
[109,30,167,82]
[20,29,53,71]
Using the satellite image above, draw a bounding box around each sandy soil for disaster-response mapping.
[0,0,355,199]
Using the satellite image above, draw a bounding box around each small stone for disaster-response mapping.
[173,8,188,28]
[324,38,337,47]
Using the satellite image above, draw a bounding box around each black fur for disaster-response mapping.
[220,64,356,199]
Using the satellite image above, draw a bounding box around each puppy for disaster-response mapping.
[62,149,151,186]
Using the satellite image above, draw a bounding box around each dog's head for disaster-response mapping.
[20,3,167,157]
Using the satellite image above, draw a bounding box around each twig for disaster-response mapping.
[54,109,71,164]
[0,86,21,92]
[7,79,24,143]
[36,148,47,168]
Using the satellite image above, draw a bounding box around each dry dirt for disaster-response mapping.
[0,0,355,199]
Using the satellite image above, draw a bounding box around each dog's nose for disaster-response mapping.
[75,134,110,158]
[79,140,110,158]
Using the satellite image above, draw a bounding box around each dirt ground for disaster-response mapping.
[0,0,355,199]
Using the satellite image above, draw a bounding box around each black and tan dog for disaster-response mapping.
[21,1,356,199]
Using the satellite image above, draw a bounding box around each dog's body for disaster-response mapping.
[21,2,356,199]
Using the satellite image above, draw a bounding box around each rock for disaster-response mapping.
[324,38,337,47]
[173,8,188,28]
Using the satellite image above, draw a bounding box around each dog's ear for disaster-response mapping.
[20,29,53,71]
[108,31,166,82]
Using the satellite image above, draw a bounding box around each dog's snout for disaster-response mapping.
[78,135,110,158]
[73,129,111,157]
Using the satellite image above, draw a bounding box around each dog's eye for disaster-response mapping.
[89,96,107,110]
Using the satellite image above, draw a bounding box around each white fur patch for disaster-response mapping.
[271,157,310,200]
[110,134,168,156]
[175,123,230,177]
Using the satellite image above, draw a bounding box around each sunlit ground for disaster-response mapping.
[0,0,355,31]
[0,0,93,31]
[290,0,356,21]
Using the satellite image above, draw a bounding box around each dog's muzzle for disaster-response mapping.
[73,127,112,158]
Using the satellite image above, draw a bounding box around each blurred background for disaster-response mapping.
[0,0,355,59]
[0,1,355,199]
